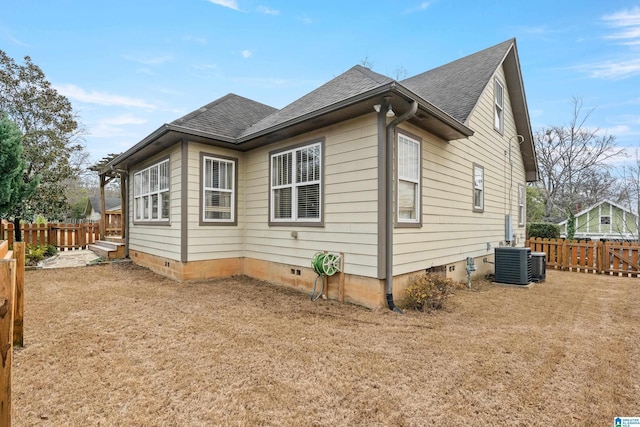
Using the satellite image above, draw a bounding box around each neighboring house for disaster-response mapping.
[558,200,638,241]
[85,197,121,221]
[104,38,537,309]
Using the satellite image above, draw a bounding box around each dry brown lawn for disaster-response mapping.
[13,263,640,426]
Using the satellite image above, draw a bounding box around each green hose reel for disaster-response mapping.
[311,252,342,276]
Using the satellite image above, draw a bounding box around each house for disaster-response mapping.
[85,196,121,221]
[558,200,638,241]
[103,38,537,309]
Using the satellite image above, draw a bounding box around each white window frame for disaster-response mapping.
[397,133,420,224]
[202,155,236,224]
[494,78,504,133]
[270,141,322,224]
[473,164,484,212]
[518,184,525,226]
[133,158,170,222]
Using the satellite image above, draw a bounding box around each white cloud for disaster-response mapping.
[404,2,429,14]
[241,50,253,59]
[207,0,240,11]
[257,5,279,15]
[89,114,148,138]
[54,84,157,110]
[603,7,640,27]
[192,63,218,71]
[603,7,640,45]
[579,58,640,80]
[104,114,148,126]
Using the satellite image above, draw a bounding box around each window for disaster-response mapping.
[600,216,611,225]
[270,142,322,223]
[397,133,420,223]
[133,159,170,222]
[473,164,484,212]
[202,155,235,223]
[518,184,525,226]
[494,78,504,132]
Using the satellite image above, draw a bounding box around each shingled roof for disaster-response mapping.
[109,38,536,179]
[240,65,393,138]
[171,94,277,140]
[401,39,515,124]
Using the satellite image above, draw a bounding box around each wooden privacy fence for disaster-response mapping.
[0,240,26,426]
[0,222,100,250]
[527,238,640,277]
[104,211,122,237]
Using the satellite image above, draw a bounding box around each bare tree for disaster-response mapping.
[617,149,640,243]
[359,57,374,70]
[534,97,624,222]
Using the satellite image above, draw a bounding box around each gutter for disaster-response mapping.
[385,99,418,313]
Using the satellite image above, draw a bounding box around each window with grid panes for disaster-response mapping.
[203,156,235,222]
[397,134,420,222]
[494,78,504,132]
[270,142,321,222]
[473,164,484,212]
[518,184,525,226]
[133,159,170,222]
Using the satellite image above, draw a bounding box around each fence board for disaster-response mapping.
[0,223,99,251]
[527,238,640,277]
[0,259,16,426]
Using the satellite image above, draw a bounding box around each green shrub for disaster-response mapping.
[527,222,561,239]
[25,244,46,265]
[404,272,455,311]
[44,244,57,257]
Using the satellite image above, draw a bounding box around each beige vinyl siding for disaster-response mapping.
[244,115,380,277]
[393,64,527,275]
[186,142,245,262]
[128,145,182,260]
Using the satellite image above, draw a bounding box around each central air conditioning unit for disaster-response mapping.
[494,247,531,285]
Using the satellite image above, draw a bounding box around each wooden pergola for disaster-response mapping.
[91,153,127,241]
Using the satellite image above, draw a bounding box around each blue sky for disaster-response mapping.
[1,0,640,166]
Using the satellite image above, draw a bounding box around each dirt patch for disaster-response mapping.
[13,265,640,426]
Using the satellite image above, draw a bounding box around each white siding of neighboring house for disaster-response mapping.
[128,145,183,261]
[393,64,527,275]
[86,211,101,221]
[243,115,380,278]
[185,142,246,261]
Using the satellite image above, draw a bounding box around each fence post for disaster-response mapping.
[0,260,15,426]
[13,243,24,347]
[79,224,86,249]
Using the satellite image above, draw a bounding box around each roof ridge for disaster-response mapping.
[353,65,393,84]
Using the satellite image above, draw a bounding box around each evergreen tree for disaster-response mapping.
[0,113,38,220]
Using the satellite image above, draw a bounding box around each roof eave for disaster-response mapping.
[106,124,236,171]
[238,83,399,143]
[239,82,473,145]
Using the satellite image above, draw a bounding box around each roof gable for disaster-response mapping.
[171,94,277,140]
[240,65,393,138]
[86,196,121,215]
[558,200,637,225]
[401,39,514,124]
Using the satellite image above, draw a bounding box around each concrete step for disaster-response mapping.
[104,236,124,244]
[94,240,124,251]
[89,240,126,259]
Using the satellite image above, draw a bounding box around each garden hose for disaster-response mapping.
[310,252,342,301]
